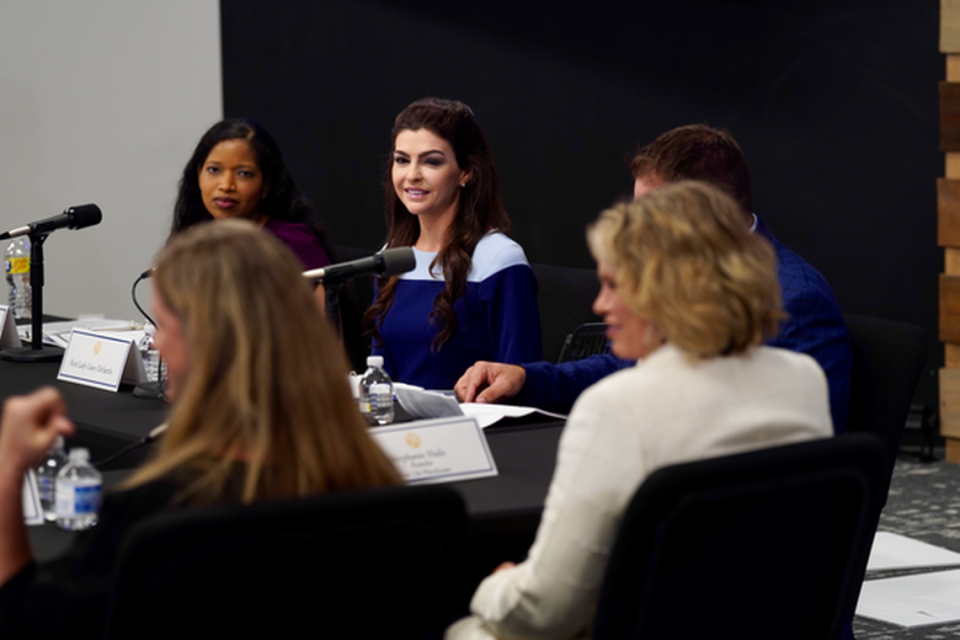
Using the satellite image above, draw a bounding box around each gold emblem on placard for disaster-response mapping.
[405,432,422,449]
[93,340,102,355]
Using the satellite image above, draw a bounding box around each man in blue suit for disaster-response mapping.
[455,124,852,433]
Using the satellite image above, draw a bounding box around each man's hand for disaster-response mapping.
[454,362,526,404]
[0,388,75,477]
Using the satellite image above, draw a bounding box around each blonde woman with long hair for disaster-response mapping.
[0,220,400,636]
[448,181,832,639]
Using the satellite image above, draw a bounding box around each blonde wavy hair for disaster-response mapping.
[125,220,401,504]
[587,181,784,358]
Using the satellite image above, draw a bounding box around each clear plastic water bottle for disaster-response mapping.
[359,355,394,425]
[55,448,102,531]
[4,237,31,319]
[36,436,68,522]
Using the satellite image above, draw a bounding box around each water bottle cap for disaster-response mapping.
[68,448,90,462]
[366,355,384,368]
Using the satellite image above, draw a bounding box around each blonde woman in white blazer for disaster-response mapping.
[447,181,833,640]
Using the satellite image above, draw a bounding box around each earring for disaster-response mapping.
[460,183,466,188]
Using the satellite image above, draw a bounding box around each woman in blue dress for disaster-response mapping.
[366,98,542,389]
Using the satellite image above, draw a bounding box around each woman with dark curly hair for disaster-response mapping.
[170,119,334,306]
[366,98,542,389]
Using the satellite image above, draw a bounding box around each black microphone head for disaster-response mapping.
[64,204,102,230]
[380,247,416,277]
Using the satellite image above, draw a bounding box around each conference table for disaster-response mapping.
[0,358,565,562]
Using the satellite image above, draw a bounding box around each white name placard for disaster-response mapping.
[371,416,498,484]
[57,329,146,392]
[0,306,22,348]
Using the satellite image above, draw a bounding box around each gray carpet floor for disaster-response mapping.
[854,455,960,639]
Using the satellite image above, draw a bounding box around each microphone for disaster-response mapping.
[0,204,102,240]
[303,247,416,285]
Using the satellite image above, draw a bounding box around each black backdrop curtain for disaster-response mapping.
[221,0,941,407]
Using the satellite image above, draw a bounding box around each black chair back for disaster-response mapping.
[593,433,888,640]
[836,313,927,635]
[557,322,610,363]
[531,263,599,363]
[843,312,927,479]
[103,484,465,640]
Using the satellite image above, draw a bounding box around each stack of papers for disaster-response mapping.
[858,569,960,627]
[393,383,566,428]
[857,532,960,627]
[866,531,960,572]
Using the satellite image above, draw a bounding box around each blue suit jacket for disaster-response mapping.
[516,216,852,434]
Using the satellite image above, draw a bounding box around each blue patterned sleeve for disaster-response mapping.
[514,353,631,414]
[770,250,852,434]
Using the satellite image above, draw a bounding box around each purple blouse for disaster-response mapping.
[263,218,331,270]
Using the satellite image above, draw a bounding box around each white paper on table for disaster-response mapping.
[460,403,568,429]
[18,318,143,349]
[393,384,462,419]
[857,568,960,627]
[393,384,567,428]
[867,531,960,572]
[22,471,43,526]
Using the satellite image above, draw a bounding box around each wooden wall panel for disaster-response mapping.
[944,12,960,456]
[949,55,960,81]
[948,151,960,178]
[942,274,960,342]
[946,344,960,368]
[944,0,960,53]
[942,368,960,437]
[940,179,960,246]
[947,248,960,274]
[941,82,960,151]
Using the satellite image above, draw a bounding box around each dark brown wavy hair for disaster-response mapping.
[365,98,511,350]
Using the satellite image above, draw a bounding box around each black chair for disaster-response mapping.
[843,312,927,498]
[531,263,600,363]
[557,322,610,363]
[834,313,927,637]
[103,484,465,640]
[593,433,888,640]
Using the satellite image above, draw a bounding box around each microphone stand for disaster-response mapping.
[130,270,166,401]
[0,232,64,362]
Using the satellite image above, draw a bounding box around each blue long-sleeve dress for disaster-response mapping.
[372,231,542,390]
